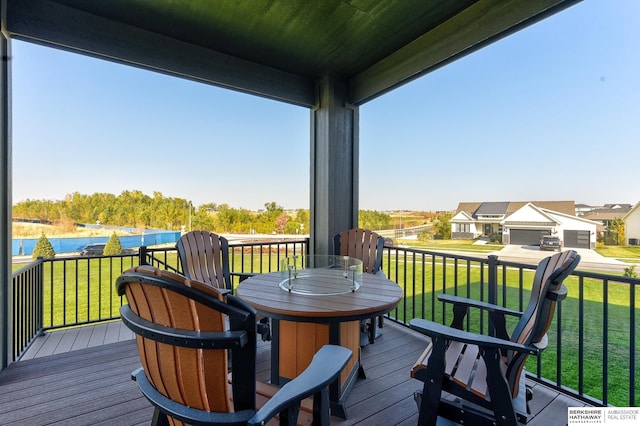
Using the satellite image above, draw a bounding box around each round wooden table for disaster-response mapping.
[236,270,402,418]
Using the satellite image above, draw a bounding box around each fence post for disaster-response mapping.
[138,246,148,266]
[487,254,498,336]
[37,259,44,336]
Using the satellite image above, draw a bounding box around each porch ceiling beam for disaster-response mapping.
[5,0,316,107]
[349,0,581,105]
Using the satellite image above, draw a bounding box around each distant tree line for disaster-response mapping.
[12,191,406,235]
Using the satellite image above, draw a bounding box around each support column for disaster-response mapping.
[310,76,359,256]
[0,26,12,369]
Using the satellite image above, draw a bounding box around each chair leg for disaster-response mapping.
[258,317,271,341]
[526,384,533,414]
[279,402,301,426]
[482,347,518,426]
[151,408,170,426]
[369,317,376,345]
[312,388,331,426]
[417,336,447,426]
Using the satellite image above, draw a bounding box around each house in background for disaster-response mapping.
[451,201,598,249]
[574,203,594,217]
[623,202,640,246]
[582,203,632,230]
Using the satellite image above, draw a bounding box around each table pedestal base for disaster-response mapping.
[270,319,363,419]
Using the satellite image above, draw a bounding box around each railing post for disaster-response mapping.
[0,31,11,370]
[138,246,148,266]
[37,258,44,337]
[487,255,498,304]
[487,254,498,336]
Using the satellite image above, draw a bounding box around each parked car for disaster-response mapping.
[383,237,394,246]
[539,236,562,251]
[79,243,106,256]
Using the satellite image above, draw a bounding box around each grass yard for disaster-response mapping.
[14,246,639,407]
[396,238,500,253]
[384,257,639,407]
[595,245,640,263]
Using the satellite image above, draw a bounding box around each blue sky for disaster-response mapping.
[12,0,639,212]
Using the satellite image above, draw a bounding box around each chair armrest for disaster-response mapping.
[248,345,352,425]
[121,305,248,349]
[409,318,539,356]
[548,284,568,301]
[438,294,522,318]
[232,272,256,283]
[439,294,522,341]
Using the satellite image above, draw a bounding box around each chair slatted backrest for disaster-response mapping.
[117,266,255,425]
[504,250,579,396]
[176,230,232,291]
[334,228,384,274]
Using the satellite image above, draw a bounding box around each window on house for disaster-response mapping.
[456,223,470,233]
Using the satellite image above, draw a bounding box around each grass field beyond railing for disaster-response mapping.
[382,247,639,407]
[11,241,640,407]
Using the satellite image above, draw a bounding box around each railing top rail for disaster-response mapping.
[573,268,640,284]
[384,246,488,263]
[11,258,45,275]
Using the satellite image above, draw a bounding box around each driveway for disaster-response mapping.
[491,245,631,273]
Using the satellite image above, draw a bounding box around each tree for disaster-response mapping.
[624,265,637,278]
[103,232,123,255]
[418,229,433,241]
[264,201,282,213]
[284,209,309,234]
[275,212,289,234]
[608,219,625,246]
[32,233,55,259]
[432,212,452,240]
[359,210,391,230]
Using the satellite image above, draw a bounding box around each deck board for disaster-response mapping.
[18,320,135,360]
[0,321,589,425]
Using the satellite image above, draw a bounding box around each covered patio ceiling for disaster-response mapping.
[5,0,580,107]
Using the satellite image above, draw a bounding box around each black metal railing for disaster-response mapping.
[380,245,640,408]
[12,260,44,361]
[10,238,309,361]
[9,241,639,407]
[140,238,309,284]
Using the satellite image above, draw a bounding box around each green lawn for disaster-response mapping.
[595,245,640,262]
[12,248,639,406]
[385,258,639,406]
[396,239,500,253]
[398,239,640,263]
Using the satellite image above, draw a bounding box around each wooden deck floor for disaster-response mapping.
[0,322,588,425]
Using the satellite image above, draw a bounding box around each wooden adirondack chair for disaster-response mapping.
[176,230,234,291]
[117,266,352,426]
[334,228,385,345]
[409,250,580,426]
[176,230,271,341]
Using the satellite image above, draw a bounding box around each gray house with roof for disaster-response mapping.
[451,201,598,249]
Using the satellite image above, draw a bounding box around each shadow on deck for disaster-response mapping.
[0,322,588,425]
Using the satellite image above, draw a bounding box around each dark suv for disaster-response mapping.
[539,236,562,251]
[79,243,106,256]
